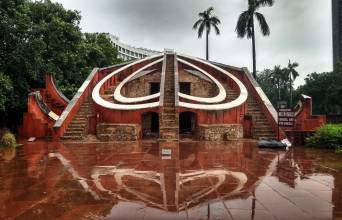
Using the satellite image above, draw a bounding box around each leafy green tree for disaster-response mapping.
[257,65,291,107]
[236,0,274,79]
[0,73,13,112]
[296,64,342,114]
[285,60,299,106]
[0,0,121,127]
[193,6,221,60]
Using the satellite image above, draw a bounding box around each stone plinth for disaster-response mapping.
[198,124,243,141]
[97,123,140,141]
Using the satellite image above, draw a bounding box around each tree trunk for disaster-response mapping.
[251,17,257,79]
[278,78,281,102]
[206,30,209,60]
[289,74,293,107]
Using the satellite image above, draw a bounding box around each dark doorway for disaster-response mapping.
[150,82,160,95]
[179,82,191,95]
[142,112,159,138]
[179,111,196,134]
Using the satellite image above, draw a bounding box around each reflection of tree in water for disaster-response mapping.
[0,143,115,220]
[0,140,284,219]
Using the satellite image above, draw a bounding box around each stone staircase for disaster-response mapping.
[61,99,95,141]
[44,92,66,113]
[159,54,179,142]
[246,96,276,140]
[100,84,119,102]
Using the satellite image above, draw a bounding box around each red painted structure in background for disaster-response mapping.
[292,95,326,132]
[283,95,326,144]
[18,74,69,138]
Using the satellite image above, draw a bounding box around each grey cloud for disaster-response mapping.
[53,0,332,87]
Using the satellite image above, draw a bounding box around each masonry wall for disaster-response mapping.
[96,123,141,141]
[178,69,217,97]
[122,71,161,97]
[198,124,243,141]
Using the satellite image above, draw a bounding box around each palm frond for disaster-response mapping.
[198,22,205,38]
[198,12,206,18]
[291,62,299,68]
[193,19,203,30]
[236,10,252,38]
[255,12,270,36]
[213,24,220,35]
[256,0,274,7]
[207,6,214,15]
[211,16,221,24]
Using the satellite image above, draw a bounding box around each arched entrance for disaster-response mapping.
[179,111,196,135]
[142,112,159,138]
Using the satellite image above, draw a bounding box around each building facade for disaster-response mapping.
[108,34,160,61]
[20,51,287,141]
[333,0,342,68]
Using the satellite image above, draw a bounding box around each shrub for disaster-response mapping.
[306,124,342,150]
[1,132,16,147]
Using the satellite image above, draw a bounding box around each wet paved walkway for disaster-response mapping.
[0,141,341,220]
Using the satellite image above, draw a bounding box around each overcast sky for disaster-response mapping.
[53,0,332,87]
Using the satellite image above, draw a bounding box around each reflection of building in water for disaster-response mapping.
[25,142,277,212]
[2,141,341,219]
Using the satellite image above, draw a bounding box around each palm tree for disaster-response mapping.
[193,7,221,60]
[236,0,274,79]
[270,65,289,105]
[286,60,299,107]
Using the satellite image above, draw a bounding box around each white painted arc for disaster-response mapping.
[113,58,163,103]
[92,54,164,110]
[177,54,248,110]
[177,58,226,104]
[92,52,248,111]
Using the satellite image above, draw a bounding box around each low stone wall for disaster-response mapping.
[97,123,140,141]
[198,124,243,141]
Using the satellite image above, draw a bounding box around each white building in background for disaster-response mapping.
[108,34,160,61]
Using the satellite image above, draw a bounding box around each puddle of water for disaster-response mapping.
[0,141,341,220]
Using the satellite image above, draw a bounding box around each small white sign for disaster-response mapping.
[161,149,172,160]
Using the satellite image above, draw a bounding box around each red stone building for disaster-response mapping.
[20,51,285,141]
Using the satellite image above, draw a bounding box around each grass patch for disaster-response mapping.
[0,131,16,148]
[306,124,342,151]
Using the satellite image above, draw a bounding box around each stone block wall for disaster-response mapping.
[198,124,243,141]
[179,70,218,97]
[97,123,140,141]
[122,71,161,97]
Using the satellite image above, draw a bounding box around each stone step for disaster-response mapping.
[162,113,176,120]
[71,123,87,126]
[163,103,175,107]
[160,127,179,133]
[64,130,84,136]
[161,118,177,125]
[66,127,85,132]
[254,132,276,137]
[69,124,86,128]
[254,125,273,129]
[61,135,83,140]
[163,107,175,113]
[159,132,178,140]
[255,129,274,133]
[72,118,88,122]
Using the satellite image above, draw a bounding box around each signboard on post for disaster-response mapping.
[276,101,294,141]
[278,108,295,127]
